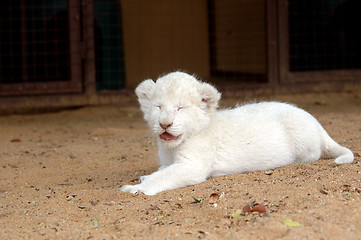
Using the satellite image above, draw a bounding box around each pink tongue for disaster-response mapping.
[160,132,177,141]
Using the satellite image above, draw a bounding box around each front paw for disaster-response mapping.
[121,184,158,195]
[121,184,143,194]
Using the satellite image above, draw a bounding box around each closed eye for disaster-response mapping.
[177,105,189,111]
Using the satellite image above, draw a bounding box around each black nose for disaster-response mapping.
[160,123,173,130]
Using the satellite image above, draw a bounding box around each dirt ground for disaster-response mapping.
[0,91,360,240]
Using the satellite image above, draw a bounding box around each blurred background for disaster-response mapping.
[0,0,360,109]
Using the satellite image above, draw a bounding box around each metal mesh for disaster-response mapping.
[289,0,361,71]
[1,0,360,96]
[93,0,126,90]
[0,0,70,84]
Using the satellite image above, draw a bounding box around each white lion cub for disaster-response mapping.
[121,71,354,195]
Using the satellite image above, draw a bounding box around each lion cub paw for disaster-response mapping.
[121,184,158,195]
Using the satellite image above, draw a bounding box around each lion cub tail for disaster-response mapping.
[320,126,354,164]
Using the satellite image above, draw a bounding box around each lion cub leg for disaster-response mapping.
[121,162,208,195]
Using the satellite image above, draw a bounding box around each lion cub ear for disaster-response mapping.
[135,79,155,118]
[135,79,155,102]
[199,83,221,112]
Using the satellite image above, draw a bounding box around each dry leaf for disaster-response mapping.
[93,218,99,228]
[251,204,267,213]
[192,196,202,203]
[283,218,301,227]
[264,170,274,175]
[231,209,242,219]
[219,192,225,199]
[208,193,219,204]
[243,201,267,213]
[243,205,252,212]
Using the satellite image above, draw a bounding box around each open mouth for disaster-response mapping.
[160,132,181,141]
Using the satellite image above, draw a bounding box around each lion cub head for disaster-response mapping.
[135,71,221,148]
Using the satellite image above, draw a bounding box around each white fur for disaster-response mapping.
[121,71,354,195]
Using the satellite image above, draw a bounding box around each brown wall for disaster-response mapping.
[213,0,266,74]
[121,0,210,88]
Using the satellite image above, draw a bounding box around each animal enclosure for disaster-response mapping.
[0,1,360,238]
[0,0,360,109]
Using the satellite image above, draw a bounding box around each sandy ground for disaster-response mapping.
[0,92,360,239]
